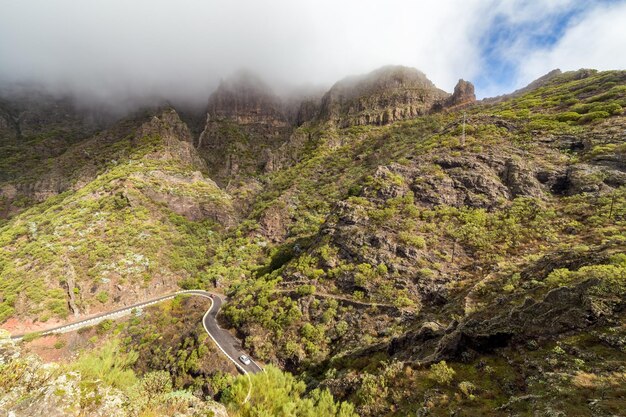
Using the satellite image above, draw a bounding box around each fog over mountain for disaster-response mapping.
[1,0,626,111]
[3,2,626,416]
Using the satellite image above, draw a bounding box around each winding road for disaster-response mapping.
[7,290,263,377]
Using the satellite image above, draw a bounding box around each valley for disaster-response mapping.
[1,66,626,416]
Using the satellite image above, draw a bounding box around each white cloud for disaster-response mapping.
[0,0,624,107]
[0,0,488,105]
[518,1,626,84]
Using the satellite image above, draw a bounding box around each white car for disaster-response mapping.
[239,355,251,366]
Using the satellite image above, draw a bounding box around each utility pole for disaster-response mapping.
[461,112,466,146]
[451,240,457,264]
[609,193,616,219]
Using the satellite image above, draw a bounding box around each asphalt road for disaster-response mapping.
[195,291,263,375]
[7,290,263,376]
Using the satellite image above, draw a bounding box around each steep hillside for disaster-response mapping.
[0,88,104,217]
[1,67,625,416]
[196,72,294,185]
[203,68,626,415]
[0,109,234,327]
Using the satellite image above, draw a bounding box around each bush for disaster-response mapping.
[296,284,316,296]
[71,340,138,389]
[579,111,610,124]
[223,365,358,417]
[571,103,594,114]
[96,319,114,335]
[21,332,42,342]
[96,291,109,304]
[556,112,582,122]
[459,381,477,399]
[398,232,426,249]
[429,360,456,385]
[595,102,623,115]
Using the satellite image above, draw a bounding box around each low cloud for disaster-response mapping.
[0,0,624,109]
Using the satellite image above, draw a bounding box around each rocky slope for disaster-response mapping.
[1,66,626,416]
[207,68,626,415]
[0,108,234,327]
[195,72,294,184]
[317,66,459,127]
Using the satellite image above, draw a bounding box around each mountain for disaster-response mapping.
[0,108,234,326]
[196,71,293,185]
[1,66,626,416]
[318,65,455,127]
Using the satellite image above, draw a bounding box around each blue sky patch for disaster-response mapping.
[474,0,620,96]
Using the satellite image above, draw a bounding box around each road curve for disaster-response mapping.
[7,290,263,377]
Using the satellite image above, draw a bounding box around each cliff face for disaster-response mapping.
[196,72,294,184]
[192,67,477,183]
[202,73,288,127]
[317,65,450,127]
[0,88,101,184]
[437,78,476,109]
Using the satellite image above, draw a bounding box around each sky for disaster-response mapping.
[0,0,625,108]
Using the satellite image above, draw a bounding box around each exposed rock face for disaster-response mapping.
[134,170,235,226]
[436,279,601,359]
[318,66,450,127]
[295,97,322,126]
[196,72,294,184]
[201,73,288,128]
[384,247,624,366]
[128,109,237,226]
[0,108,211,220]
[389,152,548,209]
[437,79,476,109]
[139,108,206,169]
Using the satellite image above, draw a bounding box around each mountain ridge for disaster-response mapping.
[1,65,626,416]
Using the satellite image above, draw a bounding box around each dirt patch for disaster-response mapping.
[1,316,67,335]
[24,333,74,362]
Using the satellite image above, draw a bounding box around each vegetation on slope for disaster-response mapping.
[200,69,626,415]
[0,111,231,323]
[1,69,626,416]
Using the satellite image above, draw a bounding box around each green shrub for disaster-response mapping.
[296,284,316,296]
[96,291,109,304]
[71,339,138,389]
[22,332,42,342]
[571,103,594,114]
[556,112,582,122]
[594,102,623,115]
[429,360,456,385]
[545,268,575,286]
[579,111,610,124]
[398,232,426,249]
[459,381,477,399]
[496,110,517,119]
[223,365,358,417]
[96,319,114,335]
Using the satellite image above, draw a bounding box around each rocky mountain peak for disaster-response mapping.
[430,79,476,112]
[196,72,293,183]
[448,79,476,106]
[317,65,450,127]
[205,71,288,126]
